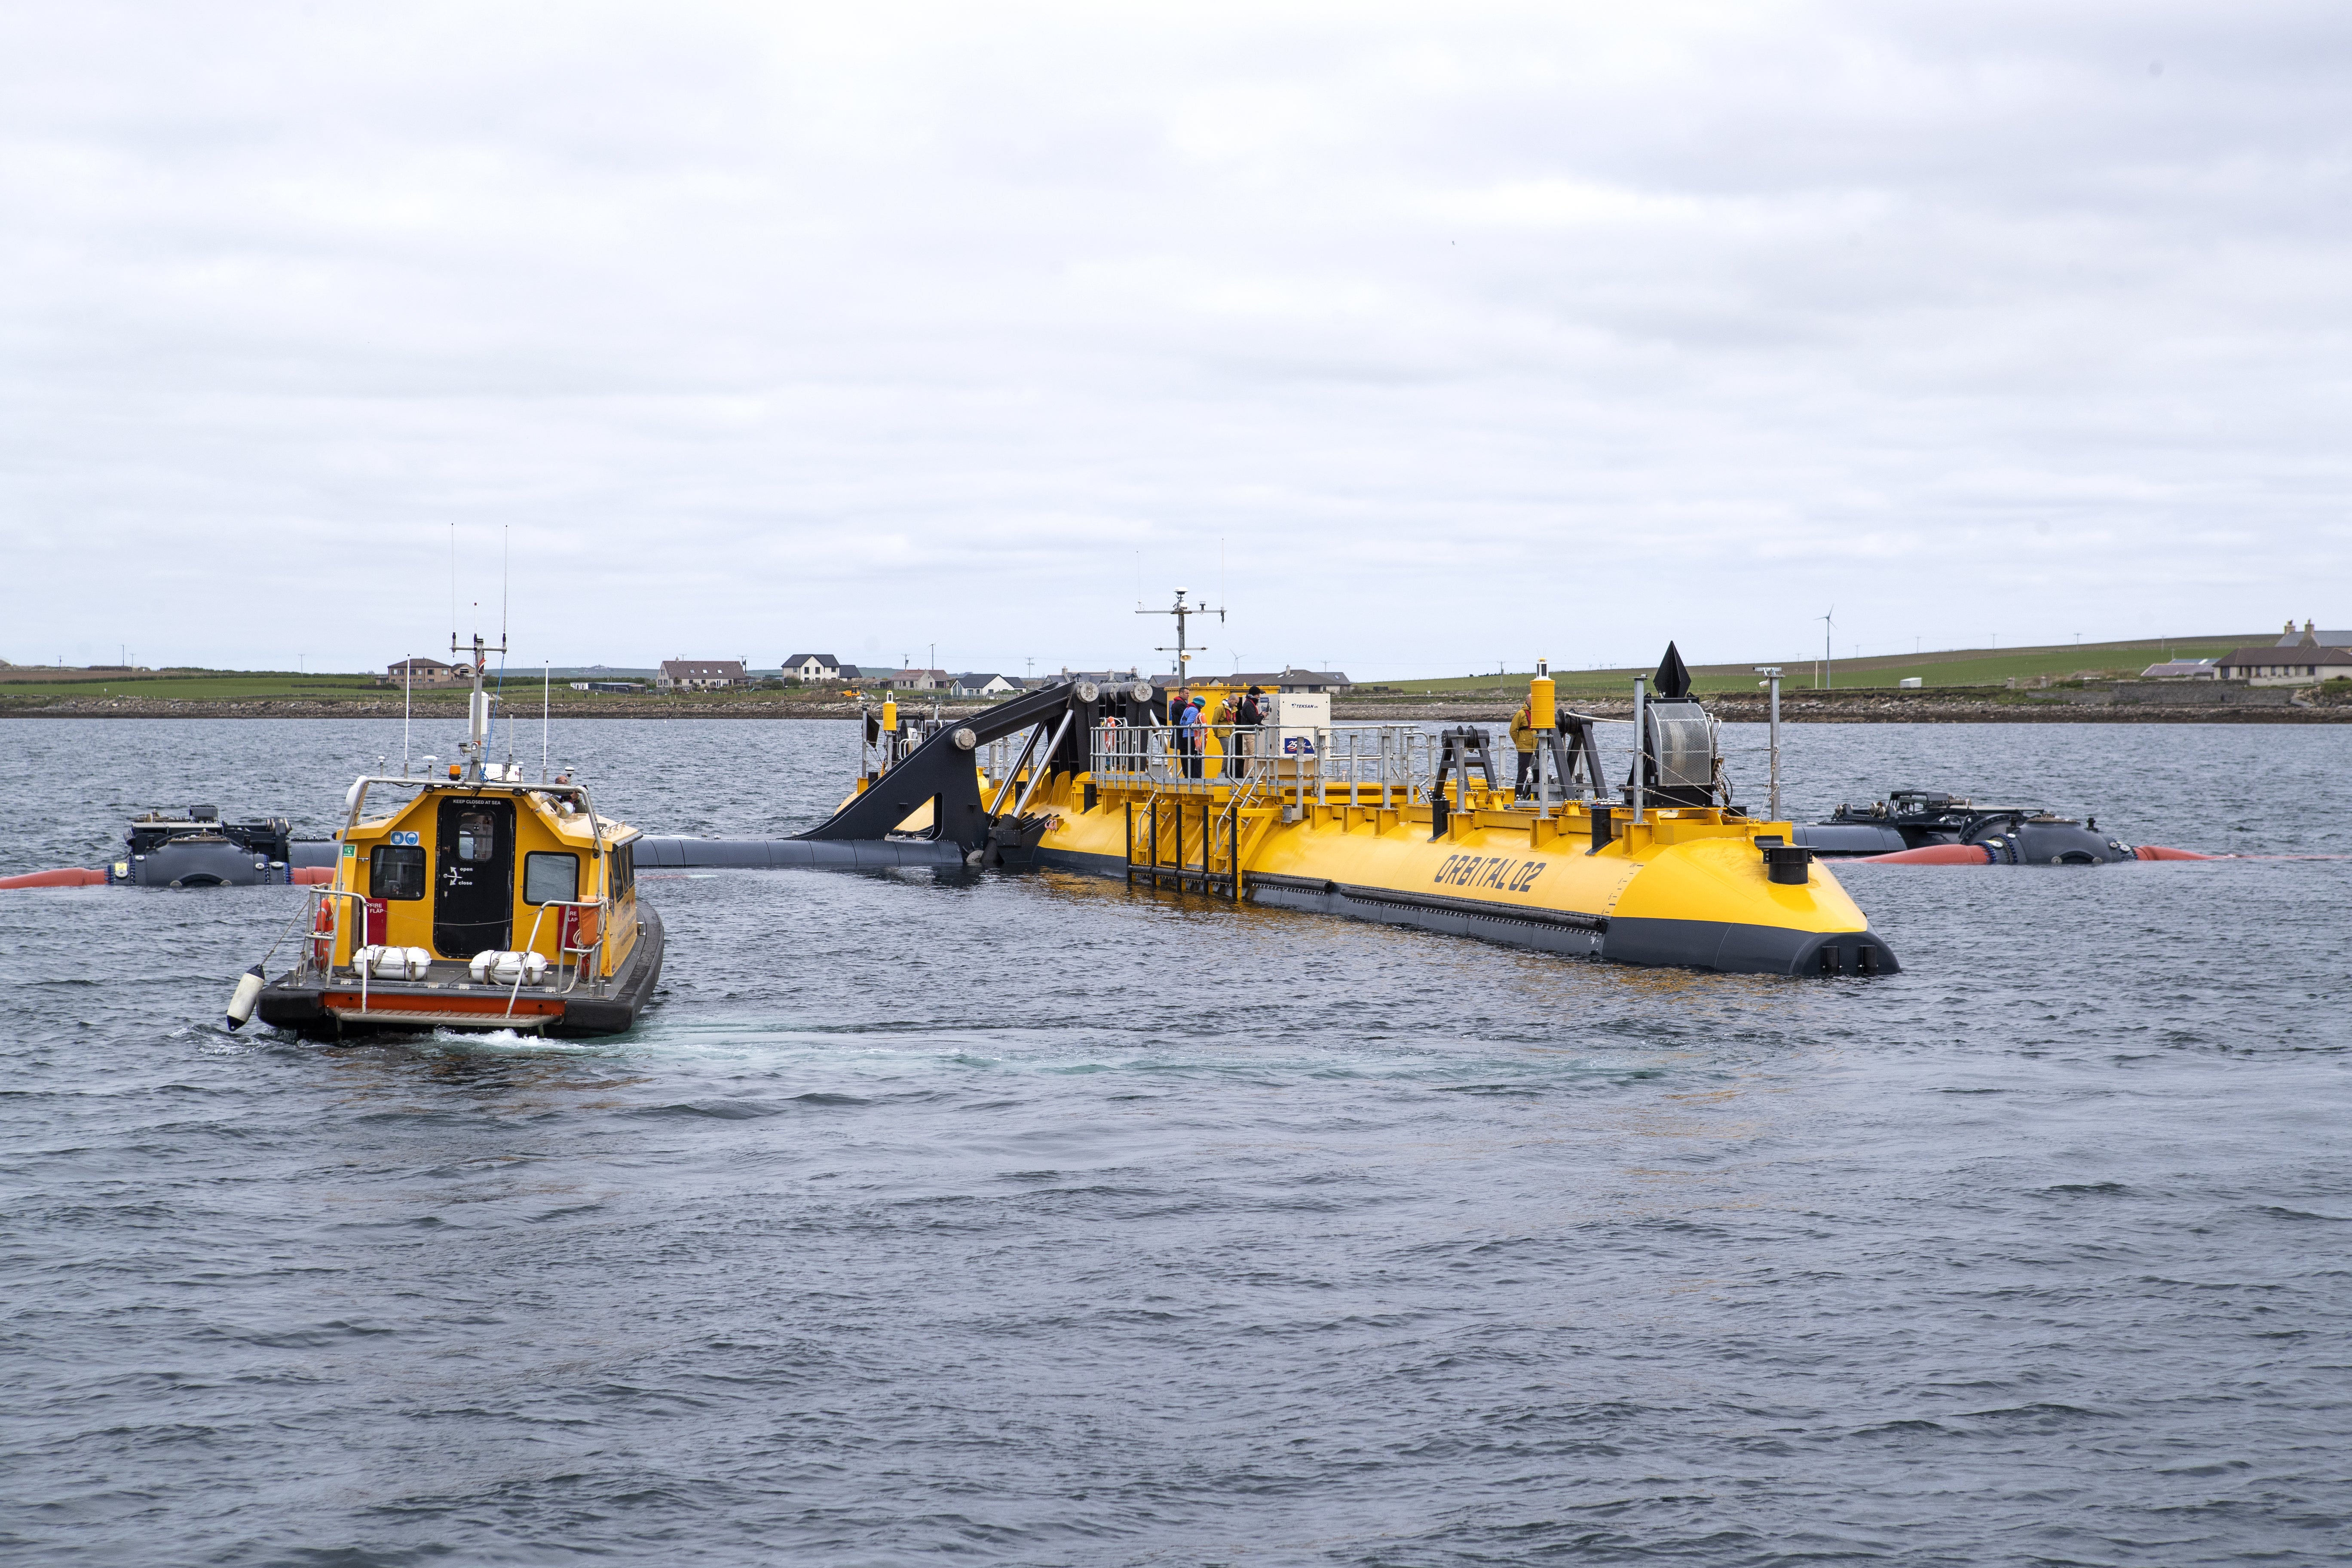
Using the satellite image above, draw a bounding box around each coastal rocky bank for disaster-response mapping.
[5,679,2349,722]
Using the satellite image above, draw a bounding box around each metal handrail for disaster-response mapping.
[543,896,611,997]
[1086,706,1766,821]
[502,895,601,1016]
[302,886,375,1011]
[1088,721,1437,800]
[299,877,612,1015]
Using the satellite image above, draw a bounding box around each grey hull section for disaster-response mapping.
[1792,824,1910,856]
[112,841,300,887]
[558,905,666,1035]
[1602,916,1898,977]
[1245,874,1607,959]
[1031,848,1895,977]
[632,836,970,871]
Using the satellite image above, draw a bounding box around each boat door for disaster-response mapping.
[433,796,515,956]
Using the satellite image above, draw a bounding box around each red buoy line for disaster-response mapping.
[1840,845,2352,865]
[0,863,335,889]
[0,867,108,888]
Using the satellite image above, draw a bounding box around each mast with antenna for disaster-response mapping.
[500,525,513,768]
[444,527,510,781]
[1139,586,1223,687]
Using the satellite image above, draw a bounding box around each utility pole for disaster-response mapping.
[1139,586,1223,688]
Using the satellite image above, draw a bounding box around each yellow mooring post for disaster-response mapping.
[1530,659,1557,818]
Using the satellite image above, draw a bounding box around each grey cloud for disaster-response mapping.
[1,0,2345,677]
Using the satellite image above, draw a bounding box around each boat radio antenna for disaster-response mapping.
[450,608,509,781]
[1139,585,1224,687]
[500,526,514,770]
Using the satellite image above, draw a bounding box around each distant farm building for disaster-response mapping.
[2273,620,2352,649]
[381,657,460,686]
[1231,668,1353,695]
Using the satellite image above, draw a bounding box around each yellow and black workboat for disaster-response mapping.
[235,635,664,1037]
[637,643,1895,977]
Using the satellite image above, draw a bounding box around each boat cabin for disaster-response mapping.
[328,773,640,979]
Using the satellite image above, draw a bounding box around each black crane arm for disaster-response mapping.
[794,680,1112,851]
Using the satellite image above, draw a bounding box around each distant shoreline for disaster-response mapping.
[5,689,2347,724]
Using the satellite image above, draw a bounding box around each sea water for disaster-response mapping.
[1,718,2346,1565]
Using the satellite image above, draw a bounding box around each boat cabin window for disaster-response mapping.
[369,844,426,900]
[524,851,579,906]
[454,810,499,862]
[609,842,635,903]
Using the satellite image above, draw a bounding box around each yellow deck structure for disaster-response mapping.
[843,671,1894,976]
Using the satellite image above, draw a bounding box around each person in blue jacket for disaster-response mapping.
[1178,692,1206,778]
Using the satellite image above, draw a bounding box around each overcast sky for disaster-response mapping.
[3,1,2346,679]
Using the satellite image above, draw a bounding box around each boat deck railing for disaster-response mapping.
[291,883,612,1005]
[975,708,1785,822]
[1085,722,1442,806]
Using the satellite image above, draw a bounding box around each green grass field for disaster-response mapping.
[1368,635,2261,697]
[0,670,406,702]
[0,668,804,705]
[0,634,2278,705]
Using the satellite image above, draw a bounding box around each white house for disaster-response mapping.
[2216,646,2352,686]
[952,672,1018,696]
[784,654,842,683]
[658,659,747,691]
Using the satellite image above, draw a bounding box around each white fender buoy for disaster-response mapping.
[224,963,264,1030]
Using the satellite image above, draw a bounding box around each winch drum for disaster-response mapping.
[1646,701,1716,793]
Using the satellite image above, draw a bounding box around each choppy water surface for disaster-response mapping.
[2,717,2347,1567]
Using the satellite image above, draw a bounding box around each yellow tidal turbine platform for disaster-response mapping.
[662,640,1896,977]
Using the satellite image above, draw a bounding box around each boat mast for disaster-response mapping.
[451,630,508,781]
[1139,586,1224,688]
